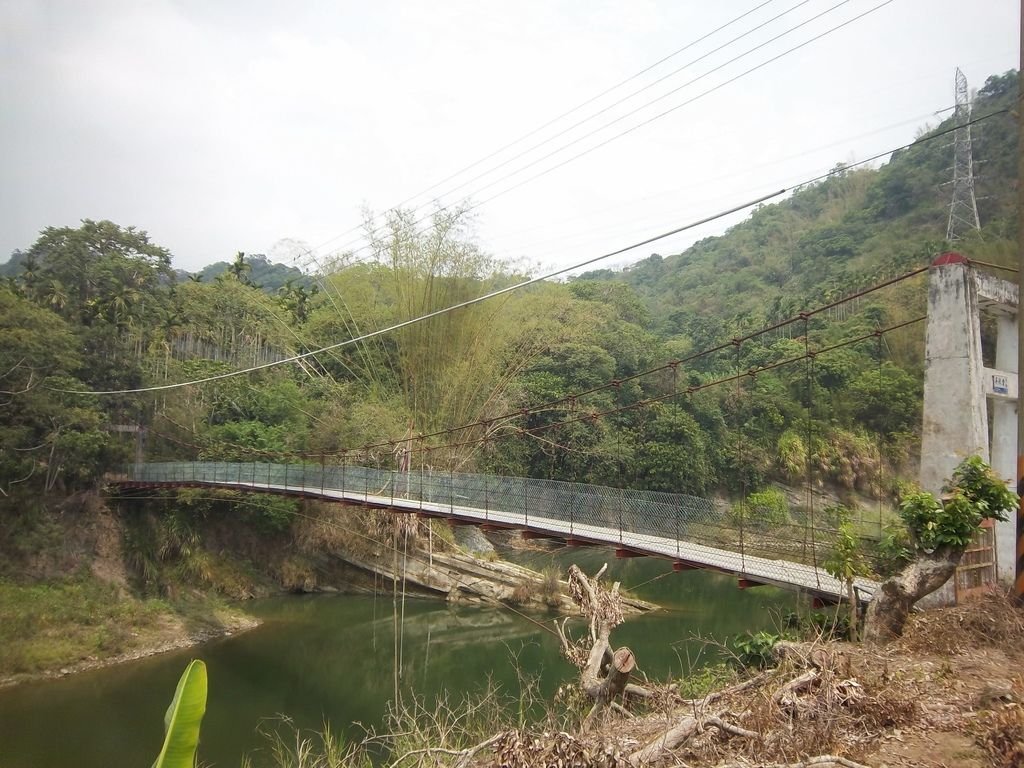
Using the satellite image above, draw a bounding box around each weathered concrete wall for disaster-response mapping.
[920,255,1020,598]
[920,259,989,493]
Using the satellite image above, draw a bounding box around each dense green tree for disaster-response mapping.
[22,219,172,328]
[0,287,111,494]
[847,362,921,439]
[196,253,311,292]
[629,404,715,495]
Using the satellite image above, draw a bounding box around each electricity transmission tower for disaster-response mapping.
[946,67,982,242]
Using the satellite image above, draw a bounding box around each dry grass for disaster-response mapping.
[976,700,1024,768]
[895,589,1024,656]
[472,594,1024,766]
[599,645,921,767]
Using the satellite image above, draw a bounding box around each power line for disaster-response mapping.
[460,0,897,219]
[323,0,820,262]
[307,51,1001,273]
[405,1,784,211]
[311,0,871,267]
[492,105,951,252]
[292,1,782,264]
[409,0,843,216]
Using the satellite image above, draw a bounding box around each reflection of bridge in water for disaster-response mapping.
[114,462,877,604]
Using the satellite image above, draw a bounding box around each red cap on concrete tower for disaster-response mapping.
[932,252,968,266]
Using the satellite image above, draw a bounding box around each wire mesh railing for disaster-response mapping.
[120,461,880,599]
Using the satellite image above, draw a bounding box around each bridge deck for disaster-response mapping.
[114,475,878,604]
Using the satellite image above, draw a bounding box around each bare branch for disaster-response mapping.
[0,358,26,381]
[677,670,770,709]
[704,716,760,739]
[0,369,36,396]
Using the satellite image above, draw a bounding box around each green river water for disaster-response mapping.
[0,551,796,767]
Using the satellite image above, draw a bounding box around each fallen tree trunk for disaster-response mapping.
[862,545,962,645]
[629,715,699,763]
[628,712,760,765]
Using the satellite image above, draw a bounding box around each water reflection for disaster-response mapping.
[0,553,794,768]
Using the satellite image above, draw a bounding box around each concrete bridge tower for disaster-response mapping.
[920,253,1018,602]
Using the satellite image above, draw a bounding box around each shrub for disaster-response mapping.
[783,610,851,641]
[677,662,738,698]
[508,582,532,606]
[824,519,869,586]
[730,487,790,527]
[539,567,562,608]
[728,630,781,670]
[898,457,1016,552]
[868,521,912,577]
[776,429,806,480]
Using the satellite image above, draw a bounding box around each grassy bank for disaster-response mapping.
[0,576,251,678]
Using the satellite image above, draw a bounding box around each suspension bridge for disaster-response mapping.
[109,254,1023,608]
[113,460,878,604]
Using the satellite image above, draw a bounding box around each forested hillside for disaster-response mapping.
[1,70,1018,519]
[184,252,315,292]
[594,70,1018,331]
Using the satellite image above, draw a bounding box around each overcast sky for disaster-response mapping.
[1,0,1019,275]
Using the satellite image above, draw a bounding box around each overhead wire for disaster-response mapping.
[309,47,999,275]
[404,0,853,213]
[360,0,821,230]
[412,47,1004,261]
[308,0,892,270]
[400,1,782,212]
[453,0,897,220]
[492,105,953,254]
[292,1,783,264]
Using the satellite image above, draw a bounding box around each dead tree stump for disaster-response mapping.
[555,563,644,713]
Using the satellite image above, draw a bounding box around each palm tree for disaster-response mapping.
[277,279,315,324]
[17,255,42,301]
[44,279,69,312]
[228,251,252,285]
